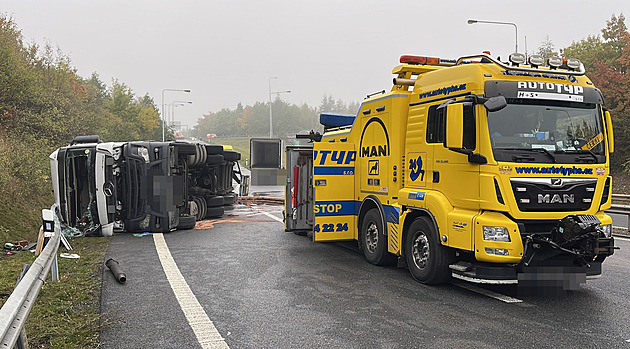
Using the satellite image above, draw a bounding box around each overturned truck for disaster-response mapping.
[50,135,241,235]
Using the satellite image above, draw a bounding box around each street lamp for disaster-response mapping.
[268,77,291,138]
[467,19,518,54]
[170,100,192,129]
[161,88,191,141]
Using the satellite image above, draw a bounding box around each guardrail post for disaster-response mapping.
[50,255,59,282]
[15,264,30,349]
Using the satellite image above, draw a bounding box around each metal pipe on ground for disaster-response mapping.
[105,259,127,284]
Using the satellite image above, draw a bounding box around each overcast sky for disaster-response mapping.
[2,0,628,127]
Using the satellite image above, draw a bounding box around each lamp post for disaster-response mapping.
[161,88,190,141]
[268,77,291,138]
[171,100,192,129]
[467,19,518,54]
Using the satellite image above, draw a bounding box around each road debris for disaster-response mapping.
[237,195,283,206]
[105,258,127,284]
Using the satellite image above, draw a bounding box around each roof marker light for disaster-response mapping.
[509,53,526,66]
[566,58,581,70]
[528,55,544,68]
[547,56,562,68]
[400,55,439,65]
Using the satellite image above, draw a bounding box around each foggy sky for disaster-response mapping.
[3,0,628,127]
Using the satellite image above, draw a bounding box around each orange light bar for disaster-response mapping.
[400,55,440,65]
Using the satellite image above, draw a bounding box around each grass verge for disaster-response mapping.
[0,236,110,348]
[207,137,251,168]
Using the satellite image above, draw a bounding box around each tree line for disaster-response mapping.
[192,95,359,139]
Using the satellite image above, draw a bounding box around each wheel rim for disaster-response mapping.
[366,222,378,253]
[411,232,430,270]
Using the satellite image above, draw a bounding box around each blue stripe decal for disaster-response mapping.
[383,205,400,224]
[314,167,355,175]
[314,201,357,216]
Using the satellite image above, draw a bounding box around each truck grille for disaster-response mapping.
[510,178,597,212]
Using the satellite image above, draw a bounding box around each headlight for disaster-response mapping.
[483,226,511,242]
[601,224,612,238]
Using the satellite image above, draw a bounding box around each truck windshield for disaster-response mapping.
[487,99,605,163]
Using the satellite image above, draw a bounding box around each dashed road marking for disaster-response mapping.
[154,233,229,349]
[452,280,523,304]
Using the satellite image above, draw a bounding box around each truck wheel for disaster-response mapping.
[360,208,396,266]
[177,215,197,230]
[405,216,452,284]
[193,197,206,221]
[206,206,224,218]
[206,195,224,207]
[223,193,236,205]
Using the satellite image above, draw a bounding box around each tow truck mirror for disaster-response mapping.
[445,103,464,149]
[483,96,507,112]
[605,110,614,153]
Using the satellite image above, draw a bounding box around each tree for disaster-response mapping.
[537,35,558,58]
[562,13,629,171]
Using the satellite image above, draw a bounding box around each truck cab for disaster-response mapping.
[50,136,196,234]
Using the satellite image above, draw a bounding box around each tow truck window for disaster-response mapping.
[426,103,475,150]
[487,99,605,163]
[426,105,444,143]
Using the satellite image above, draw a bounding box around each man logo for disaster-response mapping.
[538,194,574,204]
[551,178,562,187]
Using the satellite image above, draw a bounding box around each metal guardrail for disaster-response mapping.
[0,205,61,348]
[609,194,630,215]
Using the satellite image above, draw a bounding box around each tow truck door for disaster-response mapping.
[313,142,356,241]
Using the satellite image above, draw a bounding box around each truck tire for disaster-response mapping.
[360,208,396,266]
[223,193,236,205]
[206,206,224,218]
[206,195,224,207]
[177,215,197,230]
[193,197,206,221]
[405,216,452,284]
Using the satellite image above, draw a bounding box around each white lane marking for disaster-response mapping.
[452,280,523,304]
[258,210,283,223]
[615,236,630,242]
[153,233,229,349]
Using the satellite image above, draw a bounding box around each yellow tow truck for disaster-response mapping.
[285,53,616,287]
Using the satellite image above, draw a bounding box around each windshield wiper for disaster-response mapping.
[562,148,599,162]
[497,147,556,163]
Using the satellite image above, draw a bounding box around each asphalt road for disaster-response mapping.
[100,205,630,348]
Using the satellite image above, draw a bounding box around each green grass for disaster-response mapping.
[207,137,252,168]
[0,236,110,348]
